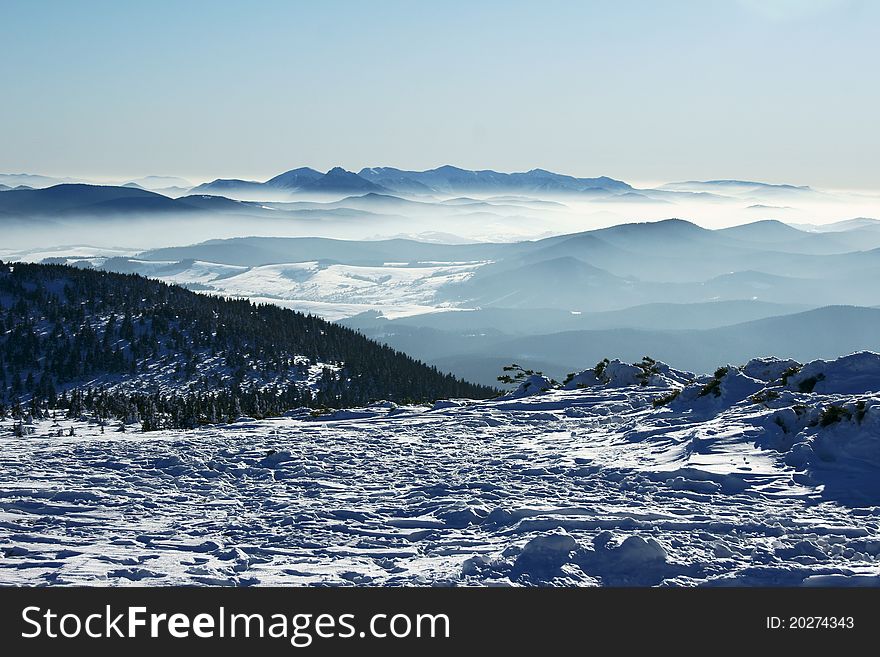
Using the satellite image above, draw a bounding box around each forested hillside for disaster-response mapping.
[0,261,494,428]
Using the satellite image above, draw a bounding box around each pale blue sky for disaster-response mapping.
[1,0,877,187]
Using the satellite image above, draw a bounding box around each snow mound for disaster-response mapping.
[775,540,825,560]
[648,362,694,387]
[604,535,668,568]
[600,360,645,387]
[513,529,580,574]
[430,399,468,411]
[579,533,673,585]
[504,374,556,398]
[564,358,692,390]
[742,357,801,383]
[670,366,764,413]
[763,394,880,502]
[787,352,880,394]
[562,370,601,389]
[811,398,880,467]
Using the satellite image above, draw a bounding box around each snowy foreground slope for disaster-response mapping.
[2,353,880,587]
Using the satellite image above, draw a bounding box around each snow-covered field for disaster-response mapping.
[1,253,485,320]
[206,261,479,319]
[2,353,880,587]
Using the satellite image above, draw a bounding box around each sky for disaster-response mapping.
[1,0,878,188]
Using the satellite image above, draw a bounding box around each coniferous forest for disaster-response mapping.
[0,261,495,429]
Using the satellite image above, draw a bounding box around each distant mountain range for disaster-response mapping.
[11,203,880,304]
[116,218,880,308]
[4,165,879,419]
[186,165,636,198]
[0,165,660,199]
[7,206,880,385]
[1,166,855,208]
[0,173,82,188]
[0,184,200,220]
[190,166,389,197]
[0,173,191,192]
[659,180,817,198]
[125,175,192,190]
[139,235,514,267]
[0,183,311,222]
[0,181,595,232]
[356,165,633,195]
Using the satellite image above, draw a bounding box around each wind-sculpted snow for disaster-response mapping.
[563,358,695,391]
[503,374,556,398]
[2,354,880,587]
[785,352,880,395]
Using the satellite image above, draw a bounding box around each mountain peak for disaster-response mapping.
[431,165,470,174]
[294,168,387,194]
[649,218,704,230]
[264,167,322,189]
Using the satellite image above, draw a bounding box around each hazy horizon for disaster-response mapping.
[3,165,880,196]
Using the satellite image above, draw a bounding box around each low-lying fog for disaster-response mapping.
[2,177,879,252]
[3,169,879,385]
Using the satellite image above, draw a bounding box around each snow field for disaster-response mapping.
[3,354,880,586]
